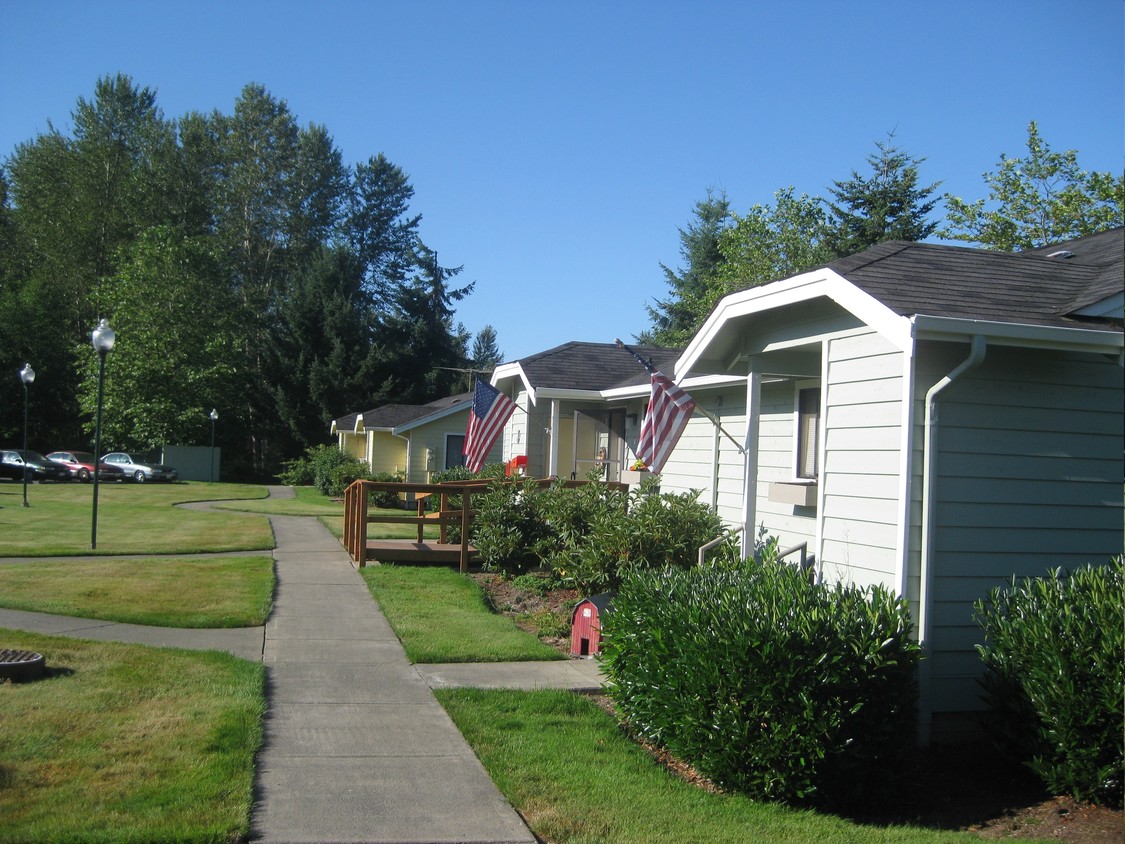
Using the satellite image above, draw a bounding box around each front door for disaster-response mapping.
[570,408,626,481]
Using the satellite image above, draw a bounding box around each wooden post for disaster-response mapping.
[356,481,369,567]
[459,487,471,573]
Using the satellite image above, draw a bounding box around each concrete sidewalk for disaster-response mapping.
[251,512,539,843]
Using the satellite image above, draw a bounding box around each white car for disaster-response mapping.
[100,452,179,483]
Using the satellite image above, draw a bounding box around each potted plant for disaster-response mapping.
[621,460,649,487]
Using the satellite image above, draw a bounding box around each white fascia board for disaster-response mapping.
[911,315,1124,353]
[392,403,470,435]
[676,268,912,377]
[602,373,745,400]
[532,388,607,402]
[490,362,535,403]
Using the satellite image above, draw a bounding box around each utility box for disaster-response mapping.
[570,593,614,658]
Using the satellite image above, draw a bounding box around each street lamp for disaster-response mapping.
[19,363,35,508]
[90,319,115,549]
[209,409,219,484]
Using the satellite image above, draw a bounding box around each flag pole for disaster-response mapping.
[614,339,745,456]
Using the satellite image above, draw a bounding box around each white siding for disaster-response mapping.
[819,331,904,589]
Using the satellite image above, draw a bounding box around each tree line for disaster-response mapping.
[2,76,1120,480]
[640,125,1124,347]
[0,75,503,479]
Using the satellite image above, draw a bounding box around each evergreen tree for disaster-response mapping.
[470,325,503,373]
[382,244,473,403]
[942,121,1125,251]
[824,137,941,257]
[639,190,731,346]
[267,246,394,452]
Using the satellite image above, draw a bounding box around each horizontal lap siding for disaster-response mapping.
[927,345,1124,713]
[659,390,747,527]
[820,331,904,590]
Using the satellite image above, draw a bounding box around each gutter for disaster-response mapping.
[918,334,986,745]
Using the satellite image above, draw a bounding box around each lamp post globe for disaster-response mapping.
[90,319,115,549]
[19,363,35,508]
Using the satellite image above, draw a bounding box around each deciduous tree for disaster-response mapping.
[942,121,1124,251]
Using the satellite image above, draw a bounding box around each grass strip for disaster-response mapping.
[361,564,564,663]
[0,629,264,844]
[437,688,979,844]
[0,481,272,556]
[0,556,274,627]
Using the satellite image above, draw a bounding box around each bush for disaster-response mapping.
[277,444,371,497]
[974,558,1123,807]
[558,488,724,593]
[600,559,920,809]
[472,479,552,576]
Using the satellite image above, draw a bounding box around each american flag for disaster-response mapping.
[636,371,696,474]
[463,379,516,473]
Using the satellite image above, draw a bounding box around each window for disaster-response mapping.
[445,434,466,469]
[796,387,820,480]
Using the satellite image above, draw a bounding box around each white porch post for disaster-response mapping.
[740,367,762,559]
[547,399,560,478]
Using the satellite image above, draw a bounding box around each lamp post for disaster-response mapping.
[209,409,219,483]
[19,363,35,508]
[90,319,115,549]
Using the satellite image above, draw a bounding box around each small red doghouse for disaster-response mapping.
[570,593,614,658]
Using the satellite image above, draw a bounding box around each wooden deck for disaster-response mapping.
[364,540,479,565]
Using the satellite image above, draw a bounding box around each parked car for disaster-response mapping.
[45,451,126,482]
[0,449,71,482]
[100,452,179,483]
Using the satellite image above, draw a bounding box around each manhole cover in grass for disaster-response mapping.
[0,649,46,682]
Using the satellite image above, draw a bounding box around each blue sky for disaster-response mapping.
[3,1,1122,361]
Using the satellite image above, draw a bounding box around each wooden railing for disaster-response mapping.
[342,478,630,572]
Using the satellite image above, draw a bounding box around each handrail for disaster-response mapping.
[697,524,745,566]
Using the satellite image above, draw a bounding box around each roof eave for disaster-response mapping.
[911,314,1124,353]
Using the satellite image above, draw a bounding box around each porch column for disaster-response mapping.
[547,399,560,478]
[741,367,762,559]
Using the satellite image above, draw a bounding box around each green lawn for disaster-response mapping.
[361,564,563,663]
[0,480,273,556]
[438,689,986,844]
[0,630,264,844]
[0,555,274,627]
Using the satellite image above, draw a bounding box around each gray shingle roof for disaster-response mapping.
[830,228,1123,331]
[333,395,471,430]
[513,341,682,391]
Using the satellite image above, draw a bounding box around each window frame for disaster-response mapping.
[792,380,821,482]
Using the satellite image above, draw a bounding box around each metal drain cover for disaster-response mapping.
[0,649,46,682]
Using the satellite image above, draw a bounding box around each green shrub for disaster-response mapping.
[558,488,724,593]
[974,558,1123,807]
[277,444,373,497]
[600,559,920,809]
[472,479,552,576]
[367,471,406,508]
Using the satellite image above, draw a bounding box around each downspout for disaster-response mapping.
[711,420,721,511]
[918,334,986,745]
[392,432,413,481]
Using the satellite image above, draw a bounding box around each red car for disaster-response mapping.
[45,451,126,482]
